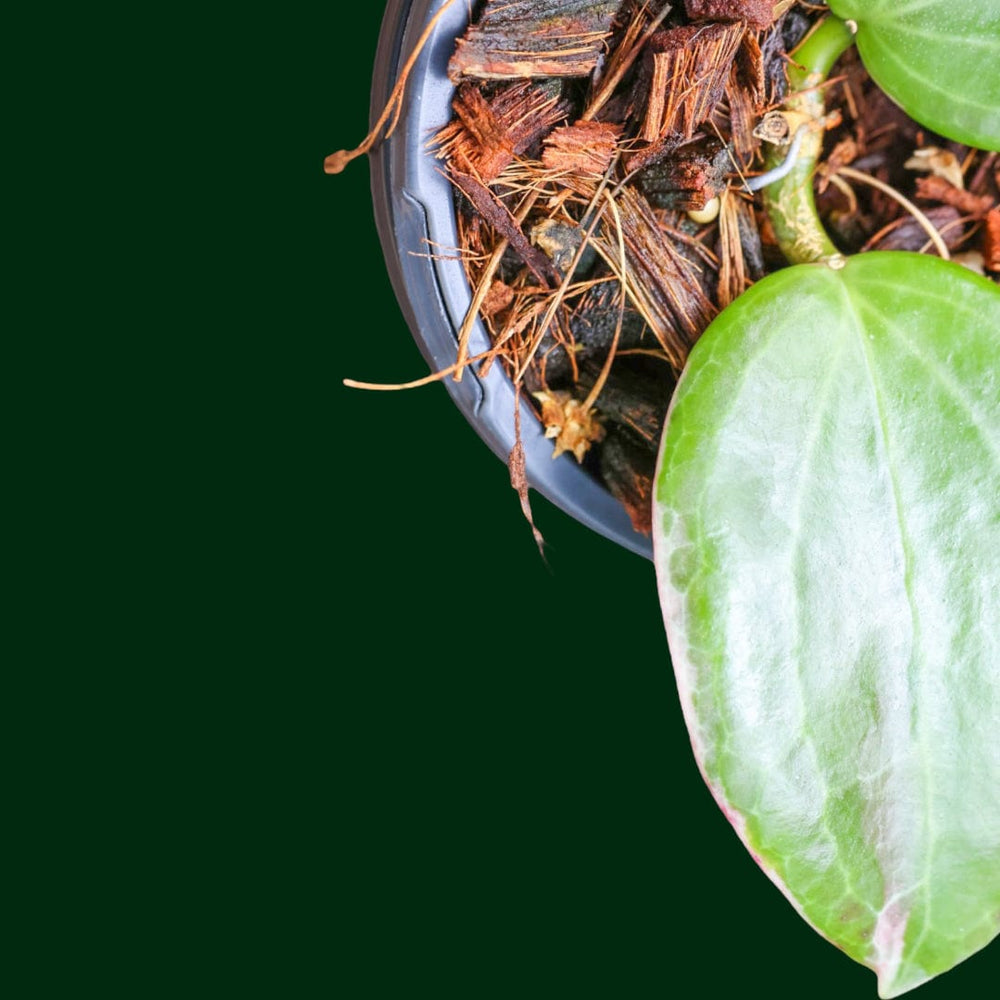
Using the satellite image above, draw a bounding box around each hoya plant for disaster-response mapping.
[652,2,999,997]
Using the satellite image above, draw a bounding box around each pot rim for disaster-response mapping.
[368,0,655,559]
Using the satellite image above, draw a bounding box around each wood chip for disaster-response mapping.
[640,22,746,143]
[638,136,732,211]
[717,190,754,307]
[542,120,623,176]
[735,25,766,108]
[448,0,625,82]
[435,81,569,182]
[984,208,1000,273]
[914,175,995,219]
[594,186,717,367]
[869,206,964,253]
[725,55,761,168]
[481,280,517,318]
[684,0,775,32]
[599,431,655,534]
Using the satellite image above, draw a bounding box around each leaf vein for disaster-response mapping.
[862,33,1000,115]
[854,300,1000,469]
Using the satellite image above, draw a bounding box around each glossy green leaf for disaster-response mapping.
[826,0,1000,150]
[653,253,1000,997]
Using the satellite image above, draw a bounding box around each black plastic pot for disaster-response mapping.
[369,0,654,560]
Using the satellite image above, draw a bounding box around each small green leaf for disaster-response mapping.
[826,0,1000,150]
[653,253,1000,997]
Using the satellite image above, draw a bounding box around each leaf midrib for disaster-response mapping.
[785,333,874,925]
[839,279,936,965]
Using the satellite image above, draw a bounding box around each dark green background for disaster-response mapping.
[24,4,993,997]
[305,7,996,998]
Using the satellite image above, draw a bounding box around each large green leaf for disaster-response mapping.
[653,252,1000,997]
[826,0,1000,150]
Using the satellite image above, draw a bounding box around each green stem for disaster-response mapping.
[762,15,855,266]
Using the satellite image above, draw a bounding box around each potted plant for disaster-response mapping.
[329,2,998,995]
